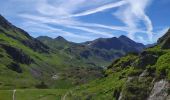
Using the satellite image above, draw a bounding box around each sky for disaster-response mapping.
[0,0,170,44]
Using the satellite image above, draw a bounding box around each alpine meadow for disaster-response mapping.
[0,0,169,100]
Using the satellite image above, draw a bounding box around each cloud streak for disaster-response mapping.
[19,14,114,37]
[114,0,153,40]
[21,21,92,42]
[67,0,127,18]
[0,0,155,43]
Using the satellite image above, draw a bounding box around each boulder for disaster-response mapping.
[148,80,169,100]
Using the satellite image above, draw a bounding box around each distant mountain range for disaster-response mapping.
[0,14,145,89]
[37,34,145,61]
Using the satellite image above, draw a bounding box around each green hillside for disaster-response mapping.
[0,15,103,89]
[67,29,170,100]
[0,14,169,100]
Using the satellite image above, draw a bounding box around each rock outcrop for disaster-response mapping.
[1,44,33,64]
[136,51,159,69]
[148,80,169,100]
[7,63,22,73]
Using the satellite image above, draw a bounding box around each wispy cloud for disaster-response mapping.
[64,25,114,37]
[67,0,127,18]
[152,27,169,42]
[19,14,114,37]
[0,0,156,43]
[114,0,153,40]
[21,21,92,42]
[136,27,169,44]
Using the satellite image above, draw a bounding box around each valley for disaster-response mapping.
[0,14,169,100]
[0,14,145,90]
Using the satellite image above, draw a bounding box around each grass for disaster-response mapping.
[0,21,128,91]
[68,71,127,100]
[0,17,169,100]
[0,89,67,100]
[155,51,170,80]
[0,27,105,90]
[0,90,12,100]
[66,45,170,99]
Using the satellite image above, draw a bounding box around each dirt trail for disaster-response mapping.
[13,89,16,100]
[62,90,72,100]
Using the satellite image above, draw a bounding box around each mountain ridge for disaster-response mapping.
[37,35,145,53]
[0,15,115,89]
[37,35,145,66]
[81,35,145,52]
[68,28,170,100]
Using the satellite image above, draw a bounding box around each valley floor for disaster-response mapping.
[0,89,67,100]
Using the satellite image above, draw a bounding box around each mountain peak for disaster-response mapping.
[167,28,170,32]
[0,14,13,29]
[158,28,170,49]
[55,36,67,41]
[54,36,68,42]
[119,35,133,41]
[37,36,53,40]
[158,28,170,43]
[85,35,144,52]
[0,14,5,20]
[119,35,128,39]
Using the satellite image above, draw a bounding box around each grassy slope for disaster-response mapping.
[0,29,71,99]
[0,29,39,89]
[0,90,12,100]
[37,36,123,68]
[0,30,95,89]
[0,18,104,89]
[67,54,138,100]
[67,44,170,100]
[0,27,65,89]
[0,15,169,99]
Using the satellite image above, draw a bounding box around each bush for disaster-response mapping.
[155,52,170,79]
[35,81,48,89]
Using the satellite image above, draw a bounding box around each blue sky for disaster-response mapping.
[0,0,170,44]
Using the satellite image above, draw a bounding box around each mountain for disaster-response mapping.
[85,35,145,52]
[158,29,170,49]
[0,15,49,53]
[0,14,169,100]
[0,16,146,94]
[37,36,76,50]
[38,36,114,67]
[0,15,63,89]
[0,15,104,89]
[55,36,67,41]
[37,35,145,65]
[119,35,145,52]
[68,29,170,100]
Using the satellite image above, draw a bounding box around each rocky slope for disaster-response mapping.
[68,29,170,100]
